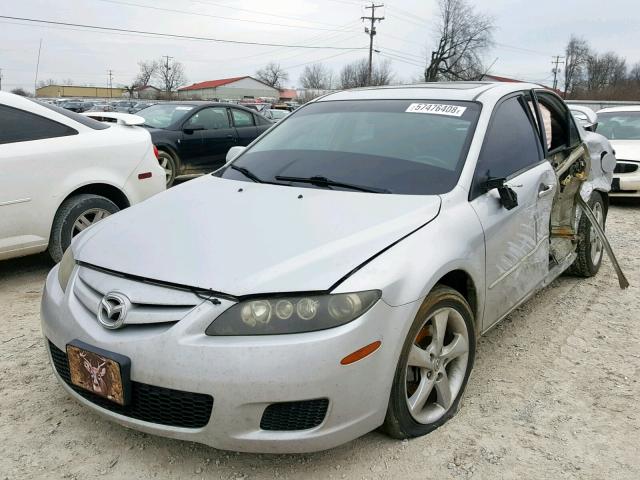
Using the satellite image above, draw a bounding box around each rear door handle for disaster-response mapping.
[538,183,555,198]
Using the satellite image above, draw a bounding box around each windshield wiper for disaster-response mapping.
[230,164,264,183]
[274,175,391,194]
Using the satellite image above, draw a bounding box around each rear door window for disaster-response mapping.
[231,109,255,127]
[0,105,78,144]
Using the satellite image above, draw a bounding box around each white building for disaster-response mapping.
[178,76,280,101]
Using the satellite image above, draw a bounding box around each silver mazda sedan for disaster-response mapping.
[41,82,616,453]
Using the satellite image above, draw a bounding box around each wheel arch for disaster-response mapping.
[59,183,130,211]
[156,143,182,170]
[433,269,479,332]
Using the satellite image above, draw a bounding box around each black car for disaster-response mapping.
[137,102,273,186]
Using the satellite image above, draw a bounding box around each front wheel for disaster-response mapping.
[568,191,606,277]
[382,286,476,439]
[48,194,119,262]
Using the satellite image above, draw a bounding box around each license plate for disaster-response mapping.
[611,178,620,192]
[66,340,131,405]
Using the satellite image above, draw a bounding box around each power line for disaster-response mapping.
[189,0,350,29]
[94,0,358,32]
[0,16,368,50]
[362,3,385,85]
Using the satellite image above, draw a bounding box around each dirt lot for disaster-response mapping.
[1,203,639,480]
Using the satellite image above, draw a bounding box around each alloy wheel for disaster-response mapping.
[71,208,111,237]
[404,307,470,424]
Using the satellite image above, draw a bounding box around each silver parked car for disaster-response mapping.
[42,82,616,453]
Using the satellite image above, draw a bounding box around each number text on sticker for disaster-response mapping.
[406,103,467,117]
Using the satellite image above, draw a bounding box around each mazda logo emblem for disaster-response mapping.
[97,292,130,330]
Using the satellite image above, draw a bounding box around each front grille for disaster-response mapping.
[48,341,213,429]
[614,161,639,174]
[260,399,329,431]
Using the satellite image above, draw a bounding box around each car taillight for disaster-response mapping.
[153,145,159,160]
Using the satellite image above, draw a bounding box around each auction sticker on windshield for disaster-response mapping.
[405,103,467,117]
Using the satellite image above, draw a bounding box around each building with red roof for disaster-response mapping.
[178,76,280,101]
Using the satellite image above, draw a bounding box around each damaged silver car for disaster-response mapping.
[42,82,626,453]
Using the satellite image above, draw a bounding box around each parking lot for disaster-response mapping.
[1,201,638,480]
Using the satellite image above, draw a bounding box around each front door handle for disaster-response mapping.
[538,183,555,198]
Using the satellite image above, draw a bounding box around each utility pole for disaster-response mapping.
[361,3,384,86]
[162,55,173,97]
[0,68,3,91]
[551,55,565,91]
[34,38,42,96]
[108,69,114,98]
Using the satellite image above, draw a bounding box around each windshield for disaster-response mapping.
[219,99,480,195]
[596,111,640,140]
[137,104,195,129]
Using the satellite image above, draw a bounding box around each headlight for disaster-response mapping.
[205,290,381,336]
[57,247,76,293]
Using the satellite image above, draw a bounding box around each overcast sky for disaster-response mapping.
[0,0,638,92]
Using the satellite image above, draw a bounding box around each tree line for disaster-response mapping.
[563,36,640,100]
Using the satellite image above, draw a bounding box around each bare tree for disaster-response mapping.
[299,63,333,89]
[123,85,137,98]
[135,60,158,87]
[372,59,394,86]
[154,58,186,98]
[256,62,289,88]
[585,52,627,91]
[340,59,394,89]
[629,62,640,83]
[563,35,590,97]
[10,88,29,96]
[36,78,56,88]
[424,0,494,82]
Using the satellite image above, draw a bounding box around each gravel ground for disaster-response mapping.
[1,203,639,480]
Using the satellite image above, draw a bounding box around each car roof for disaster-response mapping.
[316,81,544,103]
[597,106,640,114]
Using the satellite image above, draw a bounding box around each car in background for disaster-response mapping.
[0,91,165,262]
[86,103,115,112]
[112,100,138,113]
[41,82,617,453]
[240,103,269,114]
[596,106,640,197]
[131,102,155,113]
[60,100,87,113]
[569,105,598,130]
[137,102,273,186]
[263,108,289,122]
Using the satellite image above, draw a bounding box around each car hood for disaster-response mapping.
[609,140,640,161]
[74,176,441,296]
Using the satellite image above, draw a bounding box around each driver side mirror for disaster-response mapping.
[584,122,598,133]
[482,177,519,210]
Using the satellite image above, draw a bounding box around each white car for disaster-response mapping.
[596,106,640,197]
[42,82,617,453]
[0,92,165,262]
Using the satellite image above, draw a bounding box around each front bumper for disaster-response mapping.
[611,161,640,197]
[41,265,417,453]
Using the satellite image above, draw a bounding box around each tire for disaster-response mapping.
[382,285,476,439]
[158,149,178,188]
[48,194,119,262]
[568,191,606,277]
